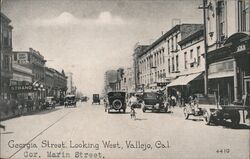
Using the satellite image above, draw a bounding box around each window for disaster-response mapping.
[217,1,226,41]
[171,37,174,51]
[163,69,165,78]
[176,55,179,71]
[160,52,162,65]
[184,52,187,69]
[168,58,171,73]
[190,49,193,59]
[3,55,9,70]
[175,34,178,50]
[172,57,175,72]
[162,48,165,64]
[238,0,249,32]
[167,40,170,54]
[14,54,17,61]
[3,30,9,46]
[197,46,200,66]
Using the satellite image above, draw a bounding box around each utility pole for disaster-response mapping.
[199,0,209,95]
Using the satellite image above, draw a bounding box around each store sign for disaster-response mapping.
[17,53,28,64]
[237,44,246,52]
[157,82,168,87]
[10,85,33,92]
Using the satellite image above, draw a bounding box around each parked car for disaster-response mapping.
[43,96,56,109]
[106,92,127,113]
[92,94,100,104]
[141,91,168,113]
[183,93,250,126]
[64,95,76,107]
[183,94,204,119]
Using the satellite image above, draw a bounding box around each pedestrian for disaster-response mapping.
[128,94,138,120]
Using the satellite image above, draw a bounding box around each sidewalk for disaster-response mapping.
[0,107,37,121]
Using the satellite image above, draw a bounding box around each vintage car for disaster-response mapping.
[183,93,250,126]
[183,94,204,119]
[64,95,77,107]
[43,96,56,109]
[92,94,100,104]
[106,92,127,113]
[141,92,168,113]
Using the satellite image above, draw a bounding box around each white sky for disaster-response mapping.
[2,0,203,96]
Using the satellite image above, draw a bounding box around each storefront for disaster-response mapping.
[207,32,250,105]
[167,72,204,105]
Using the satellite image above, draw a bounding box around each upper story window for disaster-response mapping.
[172,57,175,72]
[176,55,179,71]
[217,0,226,42]
[175,34,178,50]
[171,37,174,51]
[168,58,171,73]
[3,55,10,70]
[167,40,170,54]
[238,0,249,32]
[184,52,187,69]
[197,46,201,66]
[190,49,193,59]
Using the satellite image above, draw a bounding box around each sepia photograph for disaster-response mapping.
[0,0,249,159]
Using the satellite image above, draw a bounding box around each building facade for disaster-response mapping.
[167,28,205,102]
[133,44,149,91]
[138,24,203,91]
[205,0,250,104]
[10,63,34,101]
[120,67,135,93]
[13,48,46,100]
[0,13,13,99]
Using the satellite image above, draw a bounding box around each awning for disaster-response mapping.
[167,72,203,87]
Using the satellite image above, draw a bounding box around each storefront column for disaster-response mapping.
[233,59,238,101]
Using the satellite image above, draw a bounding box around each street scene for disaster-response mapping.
[0,0,250,159]
[1,102,249,159]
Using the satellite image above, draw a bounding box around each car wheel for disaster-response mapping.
[108,109,110,113]
[231,111,240,126]
[112,99,122,110]
[183,108,189,119]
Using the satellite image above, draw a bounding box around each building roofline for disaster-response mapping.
[0,12,11,23]
[139,23,203,57]
[178,29,204,46]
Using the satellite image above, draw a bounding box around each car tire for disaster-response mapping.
[231,111,240,126]
[183,108,189,119]
[112,99,122,110]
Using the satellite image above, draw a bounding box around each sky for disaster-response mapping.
[1,0,203,96]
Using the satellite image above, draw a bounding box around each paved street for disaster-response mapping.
[1,101,249,159]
